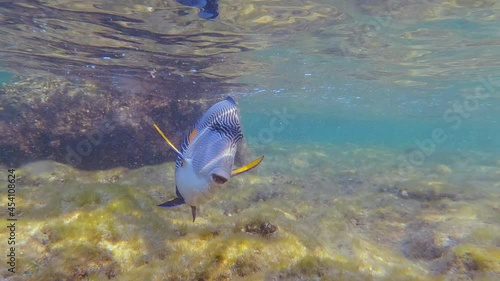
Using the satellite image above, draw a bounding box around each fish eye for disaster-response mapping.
[212,174,228,185]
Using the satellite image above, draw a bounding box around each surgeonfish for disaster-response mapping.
[154,96,263,222]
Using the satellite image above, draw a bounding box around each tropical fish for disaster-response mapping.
[154,96,263,221]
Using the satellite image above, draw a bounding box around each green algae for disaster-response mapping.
[453,244,500,273]
[2,143,500,280]
[470,227,500,245]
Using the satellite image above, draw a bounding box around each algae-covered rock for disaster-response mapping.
[393,180,458,201]
[431,244,500,279]
[401,221,456,260]
[243,220,277,238]
[453,244,500,272]
[0,75,234,170]
[2,143,500,281]
[434,164,452,175]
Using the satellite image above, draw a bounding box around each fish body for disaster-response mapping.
[154,96,263,221]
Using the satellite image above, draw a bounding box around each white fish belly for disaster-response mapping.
[175,159,214,206]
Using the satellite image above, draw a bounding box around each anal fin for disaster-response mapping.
[191,206,197,222]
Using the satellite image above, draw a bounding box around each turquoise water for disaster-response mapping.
[240,84,500,152]
[1,1,500,280]
[0,71,13,84]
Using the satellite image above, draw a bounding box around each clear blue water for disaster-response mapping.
[239,81,500,153]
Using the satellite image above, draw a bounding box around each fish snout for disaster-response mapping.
[211,173,228,185]
[209,167,231,185]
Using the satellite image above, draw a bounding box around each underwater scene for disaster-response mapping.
[1,0,500,280]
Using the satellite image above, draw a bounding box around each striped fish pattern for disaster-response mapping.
[154,96,263,222]
[175,96,243,170]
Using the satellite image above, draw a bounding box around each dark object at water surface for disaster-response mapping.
[177,0,219,19]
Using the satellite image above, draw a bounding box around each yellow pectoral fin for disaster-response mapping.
[153,123,183,158]
[231,156,264,176]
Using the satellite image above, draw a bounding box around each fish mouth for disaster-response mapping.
[211,174,228,185]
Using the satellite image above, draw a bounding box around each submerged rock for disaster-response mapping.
[0,75,241,170]
[432,243,500,278]
[393,180,457,201]
[401,221,456,260]
[243,221,278,237]
[252,189,283,202]
[334,173,366,195]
